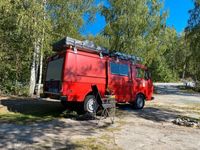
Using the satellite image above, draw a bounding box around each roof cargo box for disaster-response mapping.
[52,36,142,63]
[53,37,109,55]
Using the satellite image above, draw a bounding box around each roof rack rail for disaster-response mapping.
[53,37,109,54]
[52,36,142,62]
[109,52,143,62]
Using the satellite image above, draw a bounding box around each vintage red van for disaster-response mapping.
[44,37,154,113]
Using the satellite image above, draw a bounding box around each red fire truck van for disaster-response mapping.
[44,37,154,113]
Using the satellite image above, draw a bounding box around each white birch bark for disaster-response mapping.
[36,0,47,97]
[37,51,43,96]
[29,41,39,96]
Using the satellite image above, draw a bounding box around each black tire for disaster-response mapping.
[134,94,145,109]
[84,95,98,113]
[61,100,68,108]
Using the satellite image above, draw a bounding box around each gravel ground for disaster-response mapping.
[0,84,200,150]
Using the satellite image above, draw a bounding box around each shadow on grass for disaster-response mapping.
[116,103,180,122]
[0,97,182,124]
[1,98,64,116]
[0,98,66,124]
[39,140,85,150]
[0,98,99,149]
[0,116,97,149]
[0,97,98,124]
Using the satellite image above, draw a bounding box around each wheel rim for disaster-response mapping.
[87,98,96,113]
[137,96,144,108]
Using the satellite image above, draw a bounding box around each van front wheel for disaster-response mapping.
[84,95,98,113]
[134,94,145,109]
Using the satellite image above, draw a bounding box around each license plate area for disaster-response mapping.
[44,81,60,93]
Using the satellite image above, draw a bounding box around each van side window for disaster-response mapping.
[110,62,129,76]
[136,68,145,78]
[110,62,119,74]
[119,64,129,76]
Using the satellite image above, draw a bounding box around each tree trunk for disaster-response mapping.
[35,49,39,84]
[36,0,47,97]
[29,61,36,97]
[37,52,43,97]
[182,63,186,79]
[29,42,38,97]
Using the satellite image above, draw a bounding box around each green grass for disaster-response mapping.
[0,112,59,125]
[74,135,122,150]
[147,99,200,109]
[0,103,65,124]
[0,97,67,124]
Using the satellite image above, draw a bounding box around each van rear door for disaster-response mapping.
[44,55,64,94]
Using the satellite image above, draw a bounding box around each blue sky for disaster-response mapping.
[83,0,194,35]
[164,0,194,32]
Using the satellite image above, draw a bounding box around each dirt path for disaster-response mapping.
[0,84,200,149]
[115,84,200,150]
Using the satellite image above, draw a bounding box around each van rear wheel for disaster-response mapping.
[84,95,98,113]
[61,100,68,108]
[134,94,145,109]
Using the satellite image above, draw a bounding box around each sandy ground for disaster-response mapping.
[0,84,200,150]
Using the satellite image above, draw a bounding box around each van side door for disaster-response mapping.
[132,67,153,100]
[132,67,146,100]
[144,70,154,100]
[108,61,132,102]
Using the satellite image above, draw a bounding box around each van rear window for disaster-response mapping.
[110,62,129,76]
[46,57,64,81]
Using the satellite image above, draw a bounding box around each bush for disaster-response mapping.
[0,81,29,96]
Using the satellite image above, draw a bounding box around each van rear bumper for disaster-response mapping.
[43,92,61,100]
[60,96,68,102]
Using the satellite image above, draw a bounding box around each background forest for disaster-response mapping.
[0,0,200,96]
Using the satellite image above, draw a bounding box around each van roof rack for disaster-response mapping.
[53,37,109,54]
[53,36,142,62]
[109,52,143,62]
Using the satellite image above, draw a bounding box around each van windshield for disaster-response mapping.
[46,57,64,81]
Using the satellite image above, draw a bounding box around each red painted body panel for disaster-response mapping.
[107,60,132,102]
[44,48,154,103]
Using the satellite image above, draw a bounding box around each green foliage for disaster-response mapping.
[86,34,110,48]
[48,0,96,40]
[0,0,96,95]
[185,1,200,82]
[101,0,184,82]
[1,0,200,95]
[0,0,33,95]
